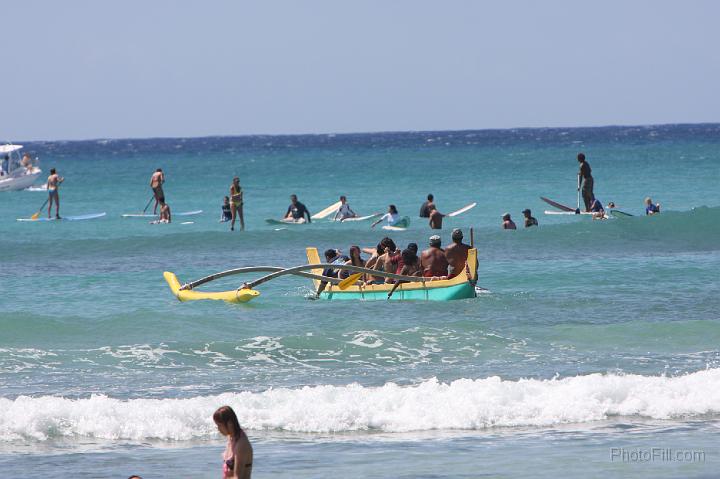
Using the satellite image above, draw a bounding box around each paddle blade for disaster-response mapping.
[338,273,363,290]
[31,212,40,220]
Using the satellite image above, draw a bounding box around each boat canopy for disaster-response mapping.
[0,144,23,154]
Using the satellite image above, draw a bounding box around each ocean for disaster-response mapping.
[1,124,719,478]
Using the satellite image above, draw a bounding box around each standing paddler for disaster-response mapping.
[46,168,64,219]
[577,153,594,212]
[230,177,244,231]
[150,168,165,214]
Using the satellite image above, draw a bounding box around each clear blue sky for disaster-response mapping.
[3,0,719,140]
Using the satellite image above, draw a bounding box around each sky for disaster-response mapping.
[3,0,720,141]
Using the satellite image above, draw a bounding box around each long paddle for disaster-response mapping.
[30,198,50,220]
[338,273,363,290]
[142,195,155,214]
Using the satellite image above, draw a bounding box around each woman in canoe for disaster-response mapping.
[230,177,244,231]
[340,245,366,281]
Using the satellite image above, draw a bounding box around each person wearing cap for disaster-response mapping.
[502,213,517,230]
[420,235,449,279]
[445,229,471,278]
[419,194,434,218]
[428,203,445,229]
[522,209,538,228]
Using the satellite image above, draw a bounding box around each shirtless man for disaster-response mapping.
[419,194,434,218]
[46,168,64,219]
[502,213,517,230]
[445,229,471,278]
[428,204,445,230]
[333,195,357,221]
[420,235,449,279]
[150,168,165,214]
[377,237,400,283]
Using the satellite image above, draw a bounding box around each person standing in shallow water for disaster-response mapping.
[577,153,594,212]
[214,405,253,479]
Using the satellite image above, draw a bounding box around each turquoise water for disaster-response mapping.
[1,124,720,478]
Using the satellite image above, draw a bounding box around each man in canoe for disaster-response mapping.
[388,248,422,298]
[445,229,470,278]
[522,209,538,227]
[285,194,312,223]
[47,168,64,219]
[428,204,445,229]
[333,195,357,221]
[577,153,594,212]
[419,194,434,217]
[150,168,165,214]
[420,235,449,279]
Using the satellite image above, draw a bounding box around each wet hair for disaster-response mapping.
[401,248,417,265]
[388,204,398,214]
[407,242,418,253]
[213,405,242,437]
[324,249,337,260]
[452,229,463,241]
[427,194,434,201]
[340,195,346,201]
[50,168,56,174]
[376,243,386,255]
[156,168,162,172]
[349,245,363,265]
[577,153,585,162]
[380,237,396,251]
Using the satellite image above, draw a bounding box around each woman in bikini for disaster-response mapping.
[214,405,253,479]
[230,177,244,231]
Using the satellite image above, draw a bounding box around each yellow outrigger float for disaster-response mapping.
[164,247,479,304]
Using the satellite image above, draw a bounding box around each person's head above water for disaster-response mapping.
[644,197,652,205]
[388,204,398,214]
[427,193,434,201]
[233,176,240,184]
[451,228,463,242]
[50,167,56,175]
[502,213,511,221]
[522,209,531,218]
[429,235,441,247]
[213,405,242,437]
[577,152,586,163]
[340,195,346,203]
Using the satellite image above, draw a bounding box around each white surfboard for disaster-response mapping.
[543,210,593,216]
[382,225,407,231]
[447,202,477,217]
[122,210,203,218]
[333,213,381,222]
[17,212,107,222]
[311,201,342,219]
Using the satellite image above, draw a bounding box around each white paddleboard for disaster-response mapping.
[311,201,342,219]
[266,218,307,225]
[17,212,107,222]
[382,225,407,231]
[122,209,203,218]
[543,210,593,216]
[447,202,477,217]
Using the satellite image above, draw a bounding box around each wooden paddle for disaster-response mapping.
[337,273,363,290]
[30,198,50,220]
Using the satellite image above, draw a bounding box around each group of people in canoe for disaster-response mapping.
[315,227,474,298]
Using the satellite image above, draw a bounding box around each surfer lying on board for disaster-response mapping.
[371,205,400,228]
[47,168,64,219]
[502,213,517,230]
[428,204,445,229]
[419,194,434,217]
[522,209,538,227]
[645,197,661,215]
[316,249,349,296]
[285,194,312,223]
[577,153,594,212]
[420,235,449,280]
[333,195,357,221]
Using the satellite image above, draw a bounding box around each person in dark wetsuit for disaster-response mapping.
[577,153,594,212]
[284,194,312,223]
[522,209,538,227]
[419,194,434,217]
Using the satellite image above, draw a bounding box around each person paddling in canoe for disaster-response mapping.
[445,228,471,278]
[316,249,349,296]
[46,168,64,219]
[371,205,400,228]
[420,235,449,280]
[333,195,357,221]
[285,194,312,223]
[230,177,244,231]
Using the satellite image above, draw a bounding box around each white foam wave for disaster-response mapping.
[2,369,720,441]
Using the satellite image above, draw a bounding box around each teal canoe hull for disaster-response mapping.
[320,281,476,301]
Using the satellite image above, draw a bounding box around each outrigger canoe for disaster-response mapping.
[305,247,478,301]
[164,247,479,303]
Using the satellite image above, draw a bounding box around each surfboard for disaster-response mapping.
[334,213,381,222]
[266,218,307,225]
[311,201,342,220]
[382,225,407,231]
[543,210,592,216]
[17,212,107,222]
[610,209,633,217]
[122,210,203,218]
[540,197,576,212]
[447,202,477,217]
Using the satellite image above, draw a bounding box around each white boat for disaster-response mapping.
[0,144,42,192]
